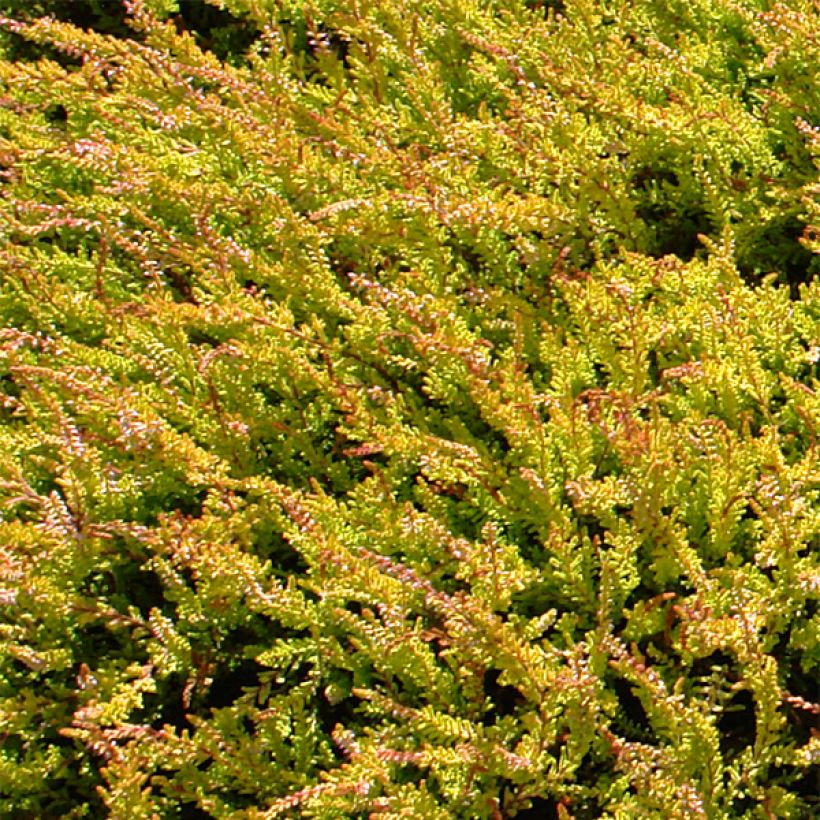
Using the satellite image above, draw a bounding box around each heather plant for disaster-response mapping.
[0,1,817,817]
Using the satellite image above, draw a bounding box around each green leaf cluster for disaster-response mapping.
[0,1,817,817]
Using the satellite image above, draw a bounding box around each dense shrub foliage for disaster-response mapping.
[0,1,818,816]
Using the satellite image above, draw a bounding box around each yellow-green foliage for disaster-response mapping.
[0,1,818,817]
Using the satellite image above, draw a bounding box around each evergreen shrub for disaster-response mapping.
[0,1,817,817]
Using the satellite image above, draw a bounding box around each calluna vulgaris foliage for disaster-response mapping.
[0,0,818,817]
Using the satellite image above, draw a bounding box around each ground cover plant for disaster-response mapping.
[0,0,818,816]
